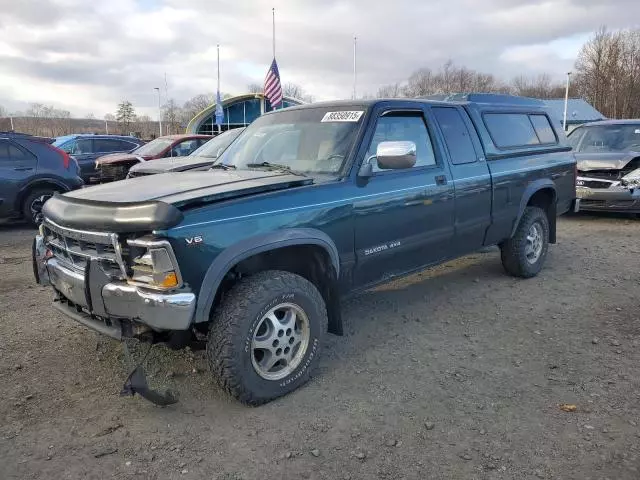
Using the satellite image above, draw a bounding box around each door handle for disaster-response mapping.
[435,175,447,185]
[13,167,33,171]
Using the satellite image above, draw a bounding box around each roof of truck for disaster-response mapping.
[278,94,548,113]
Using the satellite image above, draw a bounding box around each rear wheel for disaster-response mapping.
[22,189,58,227]
[500,206,549,278]
[206,270,327,405]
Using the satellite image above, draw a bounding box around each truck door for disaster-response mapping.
[0,139,38,218]
[431,106,492,254]
[353,106,455,288]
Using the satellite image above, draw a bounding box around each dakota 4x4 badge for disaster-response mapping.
[364,241,401,256]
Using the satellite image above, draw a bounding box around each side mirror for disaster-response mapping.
[376,141,417,170]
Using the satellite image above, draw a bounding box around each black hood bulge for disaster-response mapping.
[43,169,312,232]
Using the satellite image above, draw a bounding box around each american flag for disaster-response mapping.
[264,58,283,108]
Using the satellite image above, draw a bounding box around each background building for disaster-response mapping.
[541,98,606,132]
[186,93,304,134]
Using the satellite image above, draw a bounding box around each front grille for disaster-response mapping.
[578,170,620,181]
[581,179,613,189]
[42,221,121,274]
[99,164,128,182]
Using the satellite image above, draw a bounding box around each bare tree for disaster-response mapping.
[376,83,404,98]
[162,99,182,135]
[182,93,214,124]
[574,26,640,118]
[247,83,262,94]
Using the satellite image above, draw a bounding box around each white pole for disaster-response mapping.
[10,116,14,131]
[154,87,162,137]
[217,44,221,134]
[272,8,276,59]
[105,119,108,134]
[563,72,571,131]
[353,35,357,100]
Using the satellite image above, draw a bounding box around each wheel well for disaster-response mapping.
[214,245,343,335]
[527,188,557,243]
[16,181,66,213]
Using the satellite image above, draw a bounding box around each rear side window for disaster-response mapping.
[94,139,126,153]
[529,115,556,144]
[433,107,477,164]
[0,140,35,161]
[484,113,539,148]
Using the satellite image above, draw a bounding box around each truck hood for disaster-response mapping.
[66,169,312,206]
[575,152,640,171]
[44,170,313,232]
[96,152,151,166]
[129,155,213,174]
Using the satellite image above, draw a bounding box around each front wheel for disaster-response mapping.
[22,189,58,227]
[207,270,327,405]
[500,206,550,278]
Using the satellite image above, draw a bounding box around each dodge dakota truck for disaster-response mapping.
[33,94,576,405]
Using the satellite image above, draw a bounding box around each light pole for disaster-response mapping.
[353,35,357,100]
[563,72,572,131]
[154,87,162,137]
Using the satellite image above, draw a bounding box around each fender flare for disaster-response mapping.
[193,228,340,324]
[510,179,557,238]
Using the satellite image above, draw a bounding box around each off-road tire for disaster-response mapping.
[21,188,59,227]
[500,206,550,278]
[206,270,327,405]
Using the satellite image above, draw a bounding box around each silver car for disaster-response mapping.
[570,120,640,213]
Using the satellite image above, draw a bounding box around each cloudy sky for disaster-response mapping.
[0,0,638,118]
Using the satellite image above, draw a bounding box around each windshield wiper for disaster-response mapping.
[246,162,306,176]
[209,163,236,170]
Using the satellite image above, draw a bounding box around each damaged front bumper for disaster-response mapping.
[576,177,640,213]
[33,234,196,341]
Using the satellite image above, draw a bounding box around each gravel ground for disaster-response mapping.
[1,214,639,480]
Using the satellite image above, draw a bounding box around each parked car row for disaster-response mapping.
[3,106,639,228]
[0,129,246,225]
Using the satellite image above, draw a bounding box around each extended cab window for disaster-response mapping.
[433,107,477,164]
[484,113,540,148]
[367,112,436,172]
[529,115,557,144]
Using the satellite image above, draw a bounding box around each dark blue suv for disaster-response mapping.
[53,134,144,183]
[0,132,84,225]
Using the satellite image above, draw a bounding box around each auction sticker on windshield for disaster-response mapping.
[321,111,364,122]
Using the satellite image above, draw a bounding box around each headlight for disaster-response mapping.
[127,238,181,289]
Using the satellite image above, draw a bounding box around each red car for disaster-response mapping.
[95,134,211,182]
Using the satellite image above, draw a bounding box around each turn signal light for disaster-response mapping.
[158,272,178,288]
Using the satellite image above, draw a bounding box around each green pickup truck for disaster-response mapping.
[33,94,577,404]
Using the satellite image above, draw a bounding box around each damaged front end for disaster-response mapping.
[32,195,195,405]
[576,157,640,213]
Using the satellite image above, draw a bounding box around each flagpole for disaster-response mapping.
[353,35,357,100]
[272,7,278,109]
[217,44,221,134]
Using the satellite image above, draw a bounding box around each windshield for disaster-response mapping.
[52,136,75,147]
[132,138,173,156]
[218,107,365,175]
[573,124,640,153]
[190,128,244,158]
